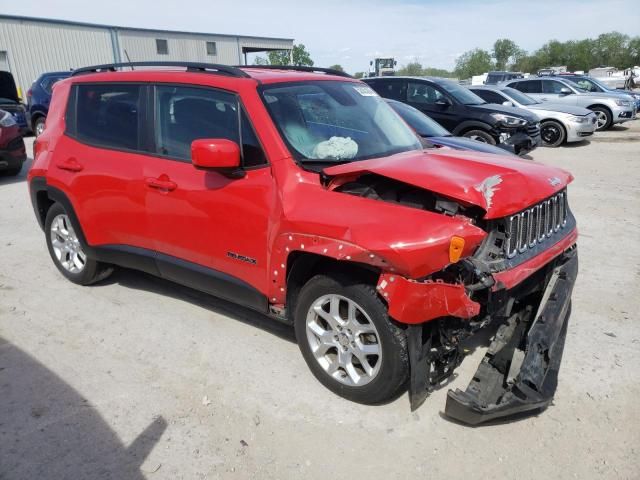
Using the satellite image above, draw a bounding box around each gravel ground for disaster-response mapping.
[1,119,639,479]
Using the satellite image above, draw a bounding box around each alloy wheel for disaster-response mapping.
[305,294,382,386]
[49,214,86,273]
[594,111,608,130]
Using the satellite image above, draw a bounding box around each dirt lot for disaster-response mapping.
[1,119,639,479]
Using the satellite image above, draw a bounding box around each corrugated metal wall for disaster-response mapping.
[117,30,243,65]
[0,16,293,98]
[0,18,114,96]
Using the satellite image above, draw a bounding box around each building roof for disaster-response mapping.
[0,14,294,43]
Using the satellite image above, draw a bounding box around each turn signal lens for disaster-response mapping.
[449,236,465,263]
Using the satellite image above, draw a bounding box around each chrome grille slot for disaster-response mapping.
[504,189,569,259]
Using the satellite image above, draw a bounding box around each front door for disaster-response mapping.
[405,81,459,131]
[142,84,273,298]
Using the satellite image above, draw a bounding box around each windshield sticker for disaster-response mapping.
[353,86,378,97]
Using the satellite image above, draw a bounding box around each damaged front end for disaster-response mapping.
[381,191,579,425]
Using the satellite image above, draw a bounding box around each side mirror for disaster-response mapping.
[191,139,244,178]
[502,100,515,107]
[559,87,572,95]
[435,97,452,107]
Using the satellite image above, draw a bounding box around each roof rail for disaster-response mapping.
[240,65,353,78]
[71,62,251,78]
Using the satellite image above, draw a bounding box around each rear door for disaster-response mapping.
[58,82,151,250]
[142,84,273,299]
[405,81,459,131]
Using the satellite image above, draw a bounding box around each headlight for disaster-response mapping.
[0,110,16,127]
[490,113,528,127]
[568,115,588,123]
[615,99,631,107]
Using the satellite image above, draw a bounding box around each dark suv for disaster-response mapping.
[363,76,541,155]
[26,71,71,137]
[28,62,578,425]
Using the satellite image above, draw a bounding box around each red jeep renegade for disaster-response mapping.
[28,62,578,425]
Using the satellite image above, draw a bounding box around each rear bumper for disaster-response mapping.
[444,248,577,425]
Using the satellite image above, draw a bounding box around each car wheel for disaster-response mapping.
[294,274,408,405]
[34,117,46,137]
[590,107,612,130]
[462,129,496,145]
[540,120,566,147]
[45,203,113,285]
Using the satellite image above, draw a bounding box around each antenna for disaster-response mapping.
[123,50,134,70]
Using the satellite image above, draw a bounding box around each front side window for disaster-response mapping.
[407,82,445,105]
[261,81,421,164]
[156,39,168,55]
[438,80,485,105]
[155,86,239,161]
[74,84,141,151]
[544,80,569,94]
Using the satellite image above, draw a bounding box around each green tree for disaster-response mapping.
[328,64,345,72]
[353,71,366,79]
[397,61,425,76]
[493,39,522,71]
[253,56,269,65]
[454,49,494,79]
[267,44,314,66]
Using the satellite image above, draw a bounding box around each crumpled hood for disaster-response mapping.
[324,149,573,219]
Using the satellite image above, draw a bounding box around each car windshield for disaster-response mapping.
[261,81,422,164]
[387,100,450,137]
[437,80,486,105]
[502,87,539,105]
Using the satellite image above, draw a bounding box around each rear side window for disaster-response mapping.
[512,80,542,94]
[73,84,141,151]
[407,81,445,104]
[367,79,407,101]
[154,85,267,167]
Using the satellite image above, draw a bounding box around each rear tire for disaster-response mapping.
[590,106,612,130]
[45,203,113,285]
[540,120,566,147]
[462,129,496,145]
[294,273,408,405]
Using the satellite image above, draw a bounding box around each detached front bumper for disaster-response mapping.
[565,118,596,142]
[497,129,541,156]
[445,248,578,425]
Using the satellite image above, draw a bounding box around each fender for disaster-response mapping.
[451,120,495,136]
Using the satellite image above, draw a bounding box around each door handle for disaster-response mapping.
[56,158,83,172]
[145,176,177,191]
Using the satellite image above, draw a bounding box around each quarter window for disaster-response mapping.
[156,39,168,55]
[368,79,406,101]
[74,84,141,151]
[206,41,217,56]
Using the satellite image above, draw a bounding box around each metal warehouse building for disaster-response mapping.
[0,15,294,96]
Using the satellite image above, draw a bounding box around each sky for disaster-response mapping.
[2,0,638,73]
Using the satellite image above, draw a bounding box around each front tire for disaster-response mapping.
[294,274,408,405]
[45,203,113,285]
[540,120,566,147]
[462,129,496,145]
[590,106,612,130]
